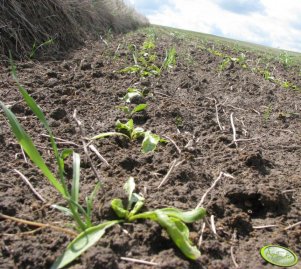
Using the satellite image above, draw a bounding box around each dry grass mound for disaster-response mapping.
[0,0,148,60]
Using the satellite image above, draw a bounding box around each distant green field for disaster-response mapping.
[153,25,301,67]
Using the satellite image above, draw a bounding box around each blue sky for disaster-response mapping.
[127,0,301,53]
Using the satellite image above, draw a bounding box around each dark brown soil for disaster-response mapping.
[0,27,301,269]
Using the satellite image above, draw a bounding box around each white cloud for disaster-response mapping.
[130,0,301,52]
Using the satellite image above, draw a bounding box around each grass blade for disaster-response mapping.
[51,205,73,217]
[0,101,65,196]
[10,58,67,193]
[86,181,101,220]
[51,220,120,269]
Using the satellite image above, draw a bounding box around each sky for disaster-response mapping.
[127,0,301,53]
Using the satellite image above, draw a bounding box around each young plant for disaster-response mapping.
[90,119,166,153]
[161,47,177,71]
[29,38,54,59]
[52,177,207,268]
[278,51,292,69]
[263,105,273,122]
[117,103,147,117]
[122,88,144,103]
[1,61,100,232]
[219,57,232,71]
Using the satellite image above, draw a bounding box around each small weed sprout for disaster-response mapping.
[29,38,54,59]
[263,105,273,122]
[278,51,292,69]
[161,47,177,71]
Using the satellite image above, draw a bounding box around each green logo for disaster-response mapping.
[260,245,298,267]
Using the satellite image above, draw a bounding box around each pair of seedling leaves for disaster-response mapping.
[91,118,166,153]
[117,87,148,117]
[52,177,207,268]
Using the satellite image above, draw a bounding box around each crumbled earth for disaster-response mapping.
[0,27,301,269]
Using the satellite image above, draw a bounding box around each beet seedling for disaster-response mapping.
[52,177,207,268]
[122,88,144,103]
[91,119,167,153]
[117,103,148,117]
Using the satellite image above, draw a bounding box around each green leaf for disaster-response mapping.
[131,127,145,140]
[124,177,135,210]
[118,65,141,74]
[9,57,67,195]
[71,152,80,207]
[131,104,147,115]
[116,105,130,114]
[60,149,73,160]
[90,132,128,140]
[51,220,120,269]
[59,149,73,174]
[159,208,206,223]
[0,101,65,196]
[141,131,160,153]
[51,205,73,217]
[111,199,128,218]
[86,182,101,220]
[115,119,134,138]
[122,89,141,103]
[129,193,145,217]
[155,210,201,260]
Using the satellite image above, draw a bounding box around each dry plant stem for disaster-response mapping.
[231,231,239,268]
[40,134,80,147]
[210,215,217,235]
[4,227,45,236]
[229,113,259,146]
[226,104,246,111]
[157,159,178,188]
[0,213,77,237]
[284,221,301,230]
[206,97,224,131]
[197,221,206,248]
[163,135,181,154]
[14,169,46,203]
[20,145,28,163]
[215,102,224,131]
[253,224,278,229]
[89,144,110,166]
[231,246,239,268]
[73,110,102,184]
[120,257,159,266]
[230,113,238,147]
[196,172,234,208]
[252,109,261,115]
[0,182,13,187]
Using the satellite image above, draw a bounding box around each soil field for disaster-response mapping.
[0,26,301,269]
